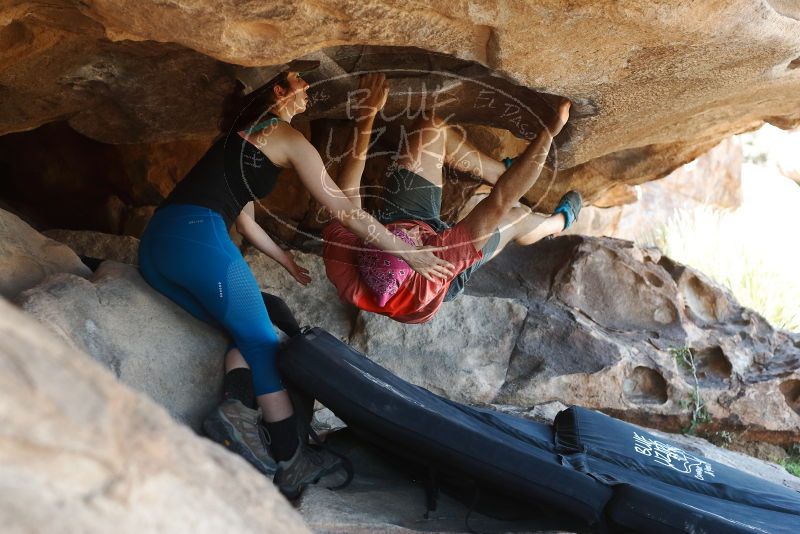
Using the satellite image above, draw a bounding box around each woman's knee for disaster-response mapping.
[231,321,279,353]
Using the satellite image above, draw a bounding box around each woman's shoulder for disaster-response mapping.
[237,118,305,151]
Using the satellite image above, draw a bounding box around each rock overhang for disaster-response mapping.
[1,1,799,211]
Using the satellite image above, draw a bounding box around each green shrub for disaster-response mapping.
[646,205,800,332]
[784,459,800,478]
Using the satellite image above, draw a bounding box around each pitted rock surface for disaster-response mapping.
[467,236,800,446]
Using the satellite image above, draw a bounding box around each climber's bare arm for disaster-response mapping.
[235,202,311,285]
[239,103,454,281]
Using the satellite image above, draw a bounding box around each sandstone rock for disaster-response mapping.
[111,138,214,205]
[0,297,310,534]
[0,9,233,143]
[121,205,156,238]
[590,183,640,208]
[44,229,140,265]
[245,247,354,340]
[311,406,347,436]
[491,401,571,425]
[15,261,228,430]
[0,208,90,299]
[99,194,128,235]
[565,137,743,240]
[2,2,799,210]
[466,236,800,447]
[612,137,744,241]
[350,295,527,405]
[553,238,686,338]
[562,204,625,238]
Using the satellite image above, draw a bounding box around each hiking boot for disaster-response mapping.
[553,190,582,230]
[273,443,348,500]
[203,399,277,476]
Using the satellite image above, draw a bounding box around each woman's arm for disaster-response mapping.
[284,128,453,282]
[236,202,311,285]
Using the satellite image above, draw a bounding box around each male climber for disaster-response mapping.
[323,74,581,323]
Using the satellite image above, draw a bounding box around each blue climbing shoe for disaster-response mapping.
[553,191,582,230]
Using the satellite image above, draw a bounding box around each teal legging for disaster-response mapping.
[138,203,282,395]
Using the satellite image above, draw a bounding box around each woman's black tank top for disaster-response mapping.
[159,117,283,229]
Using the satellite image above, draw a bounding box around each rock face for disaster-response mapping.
[3,216,797,532]
[44,229,141,265]
[350,295,528,405]
[0,297,310,534]
[15,261,228,430]
[248,236,800,448]
[567,136,744,240]
[245,247,354,340]
[11,219,799,451]
[0,208,90,299]
[467,236,800,446]
[244,237,800,448]
[2,1,799,211]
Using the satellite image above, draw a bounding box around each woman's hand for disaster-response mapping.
[282,251,312,286]
[400,246,454,283]
[351,73,389,122]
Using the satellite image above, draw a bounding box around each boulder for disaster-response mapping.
[566,136,744,239]
[44,229,141,265]
[2,2,800,209]
[0,208,90,299]
[350,295,528,405]
[613,136,743,240]
[15,261,228,430]
[0,11,233,144]
[467,236,800,447]
[0,297,309,533]
[99,194,128,235]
